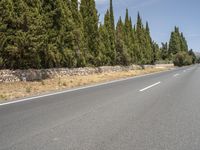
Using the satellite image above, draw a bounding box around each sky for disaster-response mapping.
[95,0,200,52]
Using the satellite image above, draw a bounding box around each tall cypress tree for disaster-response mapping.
[135,13,146,64]
[69,0,86,67]
[109,0,116,64]
[115,17,130,65]
[98,23,111,66]
[180,32,188,52]
[80,0,100,65]
[169,26,182,56]
[0,0,42,69]
[145,21,153,64]
[40,0,77,68]
[124,9,134,63]
[160,42,169,60]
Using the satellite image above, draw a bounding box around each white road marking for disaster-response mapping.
[174,74,180,77]
[139,82,161,92]
[0,70,174,107]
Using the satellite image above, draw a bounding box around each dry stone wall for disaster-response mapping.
[0,64,173,83]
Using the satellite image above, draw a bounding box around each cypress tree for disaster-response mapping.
[115,17,130,65]
[109,0,116,64]
[135,13,146,64]
[80,0,100,65]
[169,26,182,56]
[145,21,153,64]
[160,42,169,60]
[124,9,134,64]
[0,0,42,69]
[180,32,188,52]
[40,0,77,68]
[98,24,111,66]
[69,0,86,67]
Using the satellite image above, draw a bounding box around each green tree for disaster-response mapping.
[80,0,100,65]
[180,32,188,52]
[124,9,134,64]
[144,21,153,64]
[69,0,86,67]
[115,17,130,65]
[0,0,42,69]
[135,13,153,64]
[188,49,196,64]
[109,0,116,64]
[169,27,182,56]
[160,42,169,60]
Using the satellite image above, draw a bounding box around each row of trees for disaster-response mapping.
[160,27,197,66]
[0,0,196,69]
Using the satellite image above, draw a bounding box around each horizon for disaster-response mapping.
[96,0,200,52]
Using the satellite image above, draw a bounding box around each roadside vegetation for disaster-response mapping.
[0,0,197,70]
[0,67,171,101]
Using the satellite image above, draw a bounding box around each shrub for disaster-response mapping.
[26,87,32,93]
[173,51,193,67]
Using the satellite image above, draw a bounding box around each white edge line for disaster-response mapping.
[0,69,175,107]
[140,82,161,92]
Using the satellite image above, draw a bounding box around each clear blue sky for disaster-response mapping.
[96,0,200,52]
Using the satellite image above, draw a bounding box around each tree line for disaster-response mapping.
[161,27,197,66]
[0,0,197,69]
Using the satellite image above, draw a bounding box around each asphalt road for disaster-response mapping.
[1,65,200,150]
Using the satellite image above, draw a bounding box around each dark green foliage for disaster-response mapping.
[160,42,169,60]
[69,0,86,67]
[124,9,134,64]
[0,0,42,69]
[115,17,130,65]
[152,41,161,64]
[168,26,195,66]
[0,0,193,69]
[188,49,196,64]
[80,0,100,65]
[109,0,116,64]
[169,27,188,56]
[134,13,154,64]
[173,51,193,66]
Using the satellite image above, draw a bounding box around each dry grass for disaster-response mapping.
[0,67,170,102]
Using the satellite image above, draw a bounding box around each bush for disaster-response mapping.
[173,51,193,67]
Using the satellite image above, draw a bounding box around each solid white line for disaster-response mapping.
[139,82,161,92]
[0,69,175,107]
[174,73,180,77]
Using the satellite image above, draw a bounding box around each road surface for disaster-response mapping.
[1,65,200,150]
